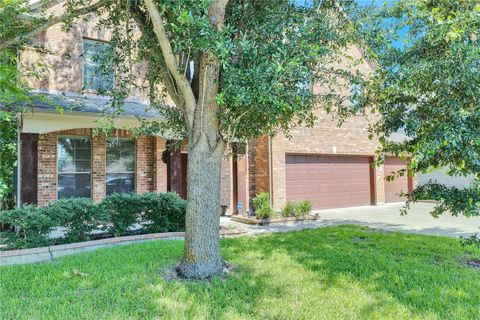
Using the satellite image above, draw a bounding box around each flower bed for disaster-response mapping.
[231,214,320,225]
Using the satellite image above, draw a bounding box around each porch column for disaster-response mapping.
[20,133,39,205]
[168,143,182,195]
[154,137,168,193]
[91,134,106,203]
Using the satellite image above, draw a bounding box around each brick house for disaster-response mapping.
[15,2,412,215]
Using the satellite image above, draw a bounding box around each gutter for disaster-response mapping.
[16,113,22,208]
[268,136,273,207]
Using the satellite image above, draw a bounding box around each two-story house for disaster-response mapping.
[15,1,413,215]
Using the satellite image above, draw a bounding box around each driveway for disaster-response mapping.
[222,202,480,238]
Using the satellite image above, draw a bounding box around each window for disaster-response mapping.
[106,138,135,195]
[58,137,92,199]
[83,39,114,91]
[349,80,364,108]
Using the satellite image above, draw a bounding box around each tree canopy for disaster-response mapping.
[357,0,480,217]
[0,0,362,278]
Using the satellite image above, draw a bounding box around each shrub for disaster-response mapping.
[43,198,102,242]
[0,205,56,249]
[142,192,187,233]
[0,192,187,250]
[280,200,313,217]
[281,201,296,217]
[99,193,142,236]
[295,200,312,216]
[252,192,275,219]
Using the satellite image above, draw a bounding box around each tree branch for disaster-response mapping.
[0,0,108,50]
[144,0,196,129]
[128,5,184,108]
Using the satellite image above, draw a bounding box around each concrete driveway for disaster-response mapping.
[222,202,480,238]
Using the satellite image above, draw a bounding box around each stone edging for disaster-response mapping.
[0,229,244,267]
[231,215,320,225]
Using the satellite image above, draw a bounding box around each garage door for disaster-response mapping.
[384,156,409,203]
[286,155,373,210]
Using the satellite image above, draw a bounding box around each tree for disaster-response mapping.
[356,0,480,217]
[0,0,360,278]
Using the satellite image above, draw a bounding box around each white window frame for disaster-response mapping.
[82,38,114,92]
[105,137,136,195]
[56,136,92,200]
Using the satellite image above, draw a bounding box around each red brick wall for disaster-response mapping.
[19,2,149,101]
[248,136,270,206]
[154,138,168,193]
[37,132,58,207]
[135,136,156,194]
[36,128,167,206]
[220,157,231,208]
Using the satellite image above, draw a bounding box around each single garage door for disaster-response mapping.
[286,155,373,210]
[384,156,409,203]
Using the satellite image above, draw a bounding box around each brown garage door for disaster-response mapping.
[286,155,373,210]
[384,156,409,203]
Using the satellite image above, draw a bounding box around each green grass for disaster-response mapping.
[1,226,480,320]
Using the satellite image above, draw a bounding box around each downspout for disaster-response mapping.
[16,113,22,208]
[268,136,273,208]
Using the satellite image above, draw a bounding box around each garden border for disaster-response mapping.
[0,229,245,266]
[231,214,320,225]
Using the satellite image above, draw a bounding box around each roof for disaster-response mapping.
[21,92,160,119]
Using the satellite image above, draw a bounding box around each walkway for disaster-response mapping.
[221,202,480,238]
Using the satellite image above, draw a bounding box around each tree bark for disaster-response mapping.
[177,134,225,278]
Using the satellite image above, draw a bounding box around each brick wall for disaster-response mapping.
[220,157,231,208]
[36,128,167,206]
[37,132,58,207]
[135,136,156,194]
[246,46,384,210]
[248,136,270,205]
[154,138,168,193]
[19,2,149,101]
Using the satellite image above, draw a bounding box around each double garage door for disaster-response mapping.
[286,155,374,210]
[286,154,408,210]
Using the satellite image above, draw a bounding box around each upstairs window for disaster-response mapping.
[57,137,92,199]
[106,138,135,195]
[349,80,364,109]
[83,39,114,92]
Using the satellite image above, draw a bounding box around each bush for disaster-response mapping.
[142,192,187,233]
[280,200,313,217]
[281,201,296,217]
[0,192,187,250]
[43,198,102,242]
[252,192,275,219]
[99,193,142,236]
[0,205,56,249]
[295,200,312,216]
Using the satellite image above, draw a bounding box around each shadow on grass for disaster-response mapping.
[217,225,480,319]
[1,225,480,319]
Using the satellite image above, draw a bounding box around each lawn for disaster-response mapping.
[1,226,480,320]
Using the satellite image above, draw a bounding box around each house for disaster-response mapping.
[14,2,413,215]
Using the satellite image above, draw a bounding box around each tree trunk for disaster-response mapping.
[143,0,229,279]
[177,133,225,278]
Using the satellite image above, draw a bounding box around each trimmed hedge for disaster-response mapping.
[0,192,186,249]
